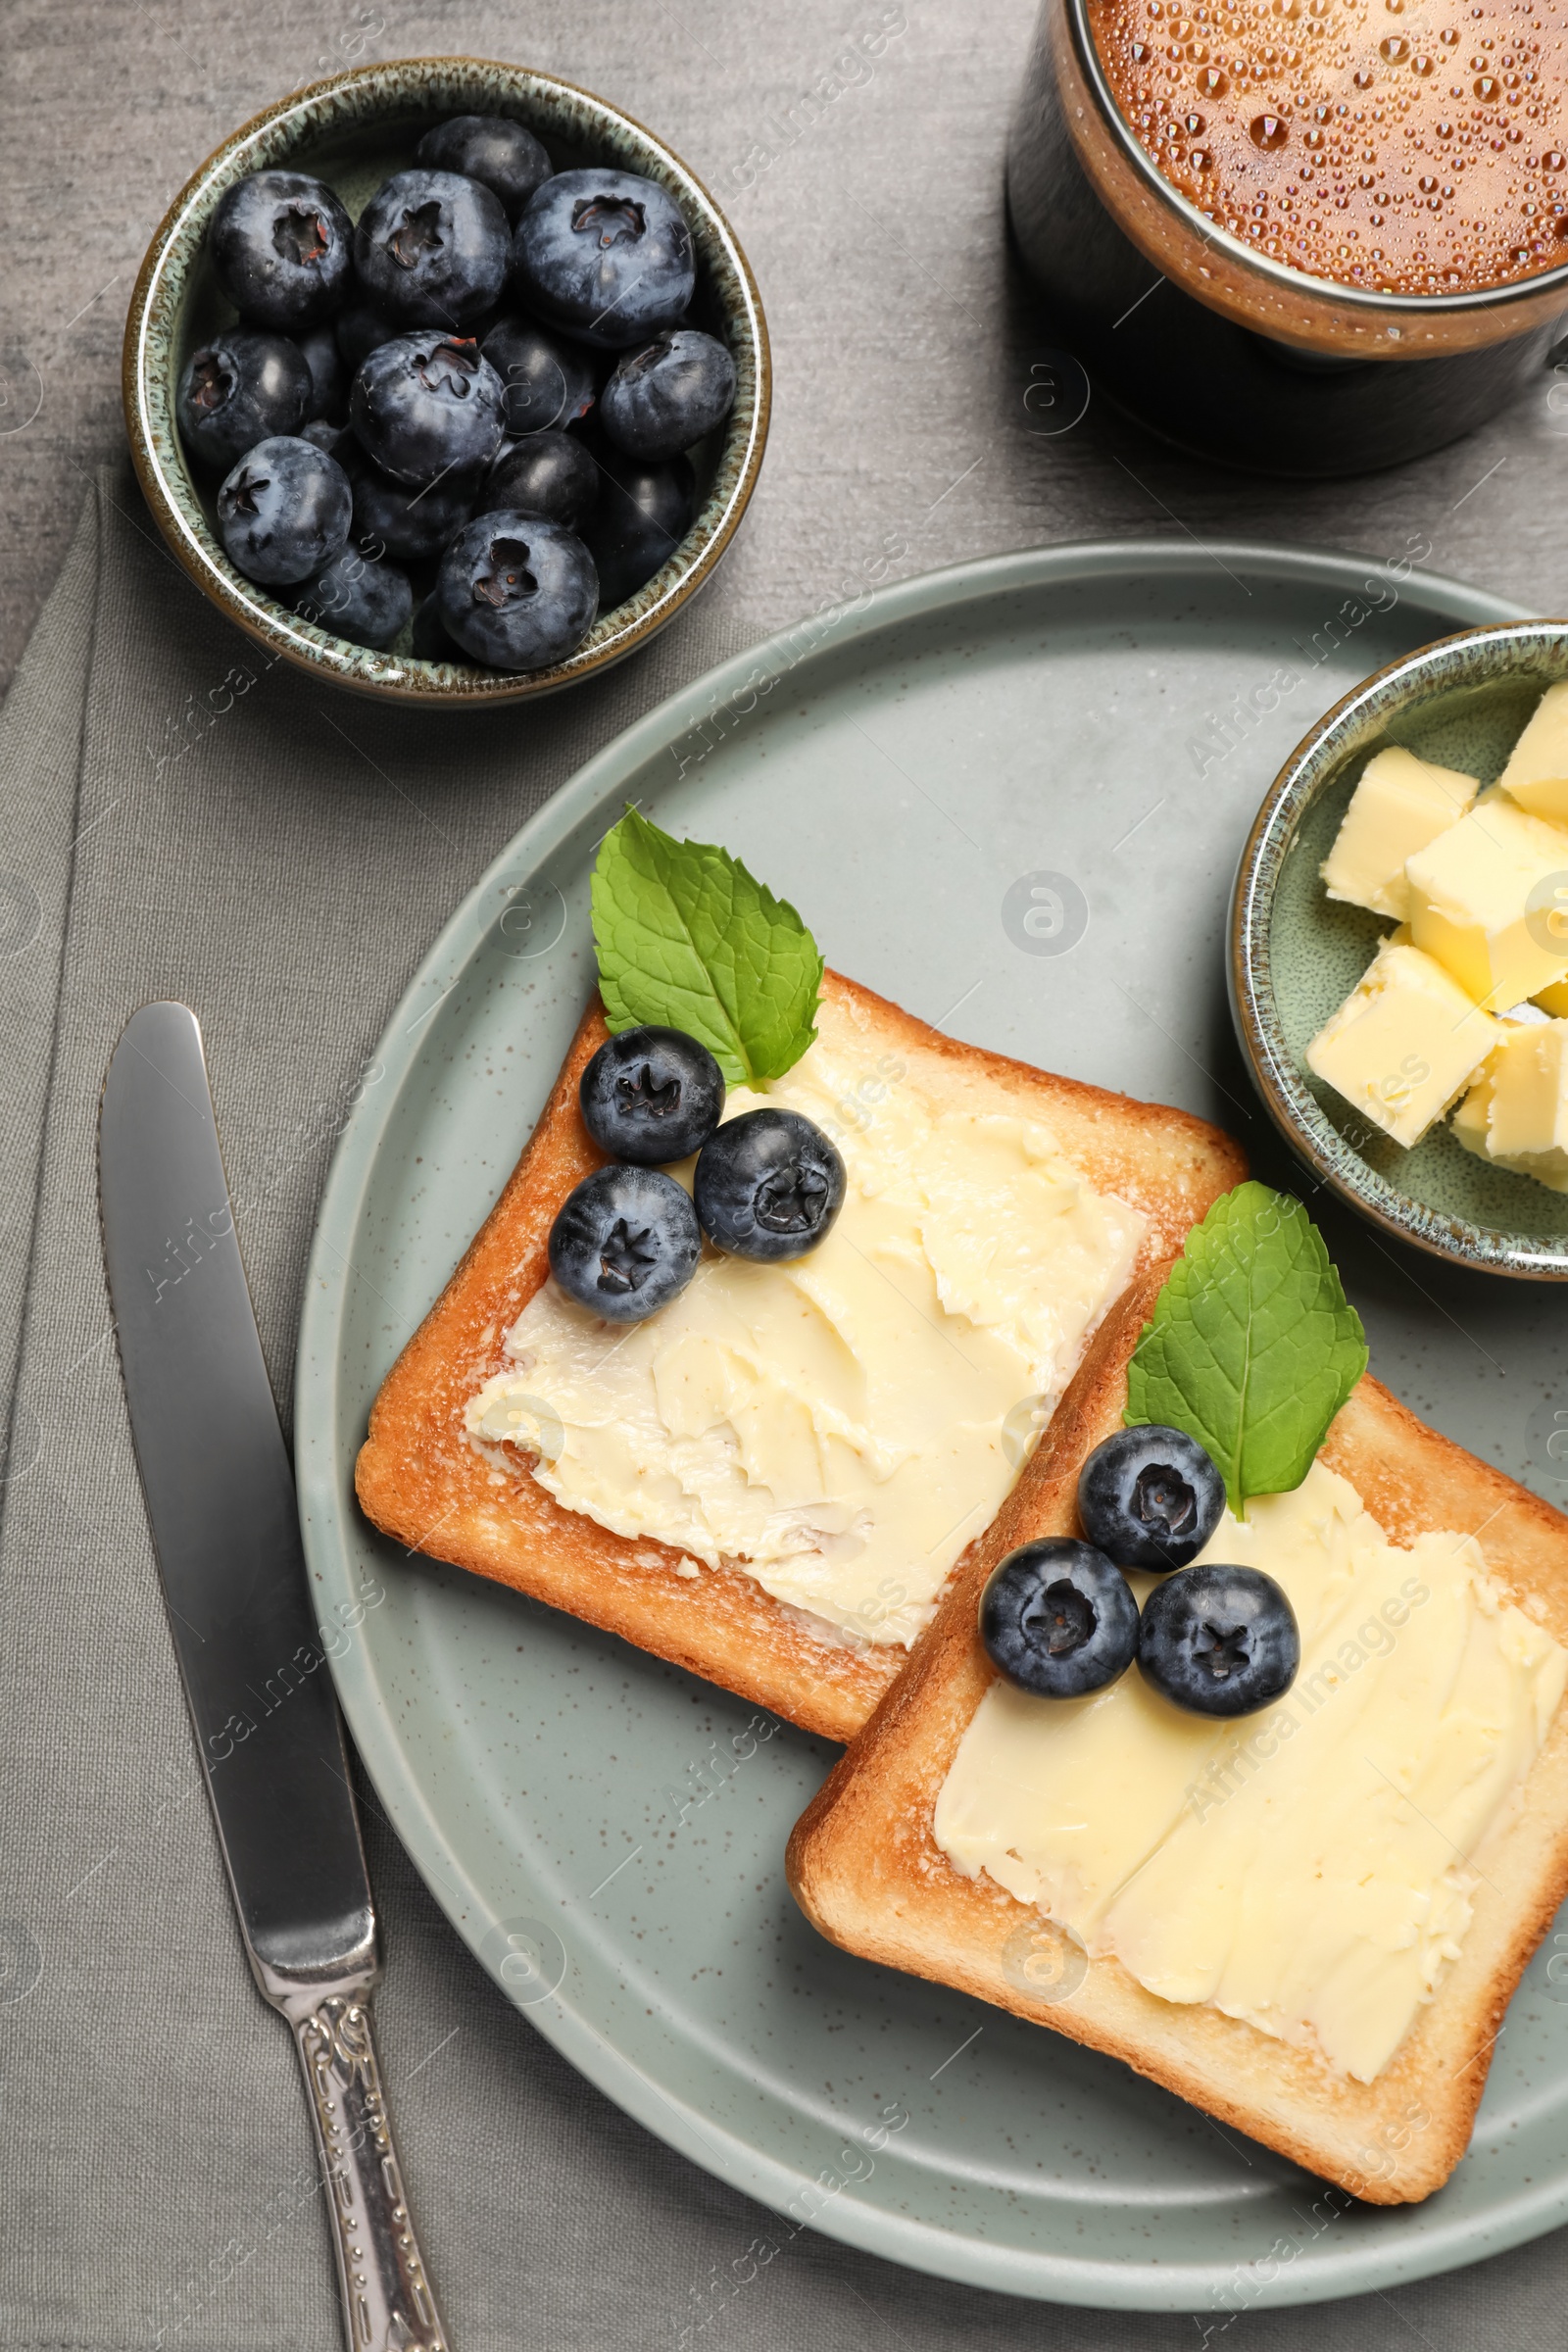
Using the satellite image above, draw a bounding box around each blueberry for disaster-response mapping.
[292,544,412,650]
[512,168,695,349]
[693,1109,846,1262]
[416,115,553,222]
[209,171,354,329]
[336,288,402,371]
[300,418,351,456]
[579,1027,724,1164]
[435,511,598,670]
[1138,1565,1300,1718]
[460,304,505,349]
[480,314,596,434]
[176,329,309,469]
[600,328,736,463]
[473,429,598,531]
[217,436,352,586]
[350,333,506,489]
[1078,1426,1226,1573]
[581,448,694,609]
[294,322,348,423]
[354,168,510,327]
[412,593,464,662]
[351,461,473,562]
[548,1164,701,1322]
[979,1539,1140,1699]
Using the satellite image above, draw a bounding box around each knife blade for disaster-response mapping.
[99,1002,448,2352]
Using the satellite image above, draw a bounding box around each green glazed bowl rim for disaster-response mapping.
[1230,617,1568,1281]
[122,56,770,707]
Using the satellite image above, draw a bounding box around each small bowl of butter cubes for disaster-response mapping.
[1232,623,1568,1279]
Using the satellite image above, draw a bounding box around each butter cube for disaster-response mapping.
[1533,978,1568,1018]
[1306,939,1500,1149]
[1450,1070,1493,1162]
[1321,746,1480,920]
[1450,1020,1568,1190]
[1404,798,1568,1009]
[1452,1007,1541,1162]
[1498,680,1568,823]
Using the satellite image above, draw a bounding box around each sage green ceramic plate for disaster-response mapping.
[297,542,1568,2312]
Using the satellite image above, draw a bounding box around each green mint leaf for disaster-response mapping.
[1124,1181,1367,1518]
[590,807,824,1087]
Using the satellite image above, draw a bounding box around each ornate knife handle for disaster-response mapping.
[287,1988,448,2352]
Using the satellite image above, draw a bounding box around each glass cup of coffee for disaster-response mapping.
[1007,0,1568,472]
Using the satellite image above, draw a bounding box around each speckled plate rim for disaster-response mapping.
[122,56,770,706]
[1227,615,1568,1282]
[300,540,1556,2312]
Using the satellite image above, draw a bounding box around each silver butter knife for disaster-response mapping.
[99,1002,448,2352]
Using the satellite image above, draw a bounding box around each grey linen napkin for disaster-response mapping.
[1,467,1563,2352]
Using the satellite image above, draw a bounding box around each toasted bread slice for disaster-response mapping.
[787,1266,1568,2200]
[355,973,1246,1741]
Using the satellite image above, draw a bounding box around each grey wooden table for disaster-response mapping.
[3,3,1566,2347]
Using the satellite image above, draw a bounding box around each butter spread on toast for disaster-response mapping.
[934,1458,1568,2082]
[466,990,1146,1644]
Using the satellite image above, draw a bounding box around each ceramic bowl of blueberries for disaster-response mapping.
[1230,621,1568,1281]
[122,57,769,704]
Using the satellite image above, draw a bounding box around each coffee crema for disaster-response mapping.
[1086,0,1568,295]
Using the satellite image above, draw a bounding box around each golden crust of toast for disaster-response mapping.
[786,1265,1568,2202]
[355,973,1246,1741]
